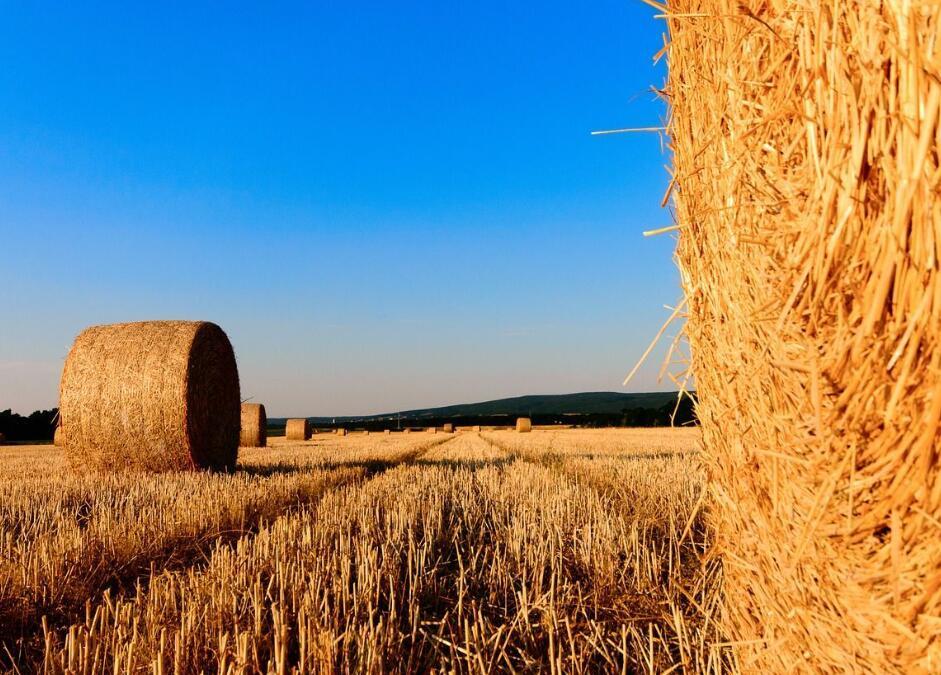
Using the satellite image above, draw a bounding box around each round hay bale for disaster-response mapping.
[285,418,310,441]
[427,427,437,434]
[403,428,411,435]
[442,423,454,433]
[516,417,532,433]
[337,428,347,437]
[59,320,240,472]
[472,425,481,432]
[240,403,267,447]
[384,429,391,434]
[53,426,63,447]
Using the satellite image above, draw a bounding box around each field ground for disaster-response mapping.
[0,428,725,673]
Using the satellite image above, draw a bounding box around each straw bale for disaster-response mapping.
[472,425,481,432]
[515,418,531,433]
[59,320,240,472]
[336,428,347,437]
[285,419,310,441]
[442,423,454,433]
[240,403,266,447]
[666,2,941,670]
[384,429,391,434]
[53,426,62,447]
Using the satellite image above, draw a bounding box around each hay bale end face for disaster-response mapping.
[384,429,391,434]
[442,423,454,433]
[472,425,481,432]
[336,428,347,437]
[240,403,267,448]
[516,418,532,433]
[285,419,310,441]
[59,320,240,472]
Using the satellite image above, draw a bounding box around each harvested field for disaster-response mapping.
[0,428,725,673]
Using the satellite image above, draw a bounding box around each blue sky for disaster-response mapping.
[0,2,680,417]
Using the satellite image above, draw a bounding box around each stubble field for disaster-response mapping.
[0,428,725,674]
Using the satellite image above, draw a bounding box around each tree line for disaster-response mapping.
[0,408,57,442]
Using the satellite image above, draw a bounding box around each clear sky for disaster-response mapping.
[0,2,680,417]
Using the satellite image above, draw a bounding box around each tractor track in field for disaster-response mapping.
[3,434,458,671]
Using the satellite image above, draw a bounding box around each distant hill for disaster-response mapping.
[368,391,682,420]
[270,391,694,428]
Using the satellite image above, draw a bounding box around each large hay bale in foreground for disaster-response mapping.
[240,403,267,447]
[285,419,310,441]
[59,321,240,472]
[667,2,941,670]
[515,418,531,433]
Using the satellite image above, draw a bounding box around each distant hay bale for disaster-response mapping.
[53,426,62,447]
[384,429,391,434]
[285,419,310,441]
[667,3,941,669]
[336,428,347,437]
[427,427,437,434]
[472,425,481,432]
[515,418,531,433]
[59,320,240,472]
[364,430,370,435]
[442,423,454,433]
[403,428,411,435]
[240,403,267,448]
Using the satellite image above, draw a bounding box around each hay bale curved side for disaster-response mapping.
[515,418,531,433]
[240,403,267,447]
[442,423,454,433]
[667,2,941,670]
[59,321,240,472]
[285,418,310,441]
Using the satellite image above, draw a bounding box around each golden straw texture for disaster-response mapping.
[516,418,532,433]
[239,403,266,448]
[59,321,240,472]
[666,2,941,671]
[443,423,454,433]
[284,419,310,441]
